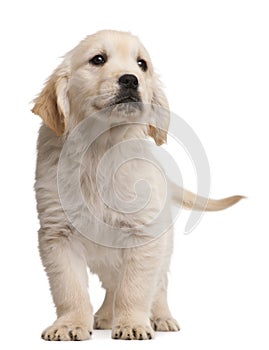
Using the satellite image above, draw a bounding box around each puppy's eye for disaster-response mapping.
[89,54,107,66]
[137,58,148,72]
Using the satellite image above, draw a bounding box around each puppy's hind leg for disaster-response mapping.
[94,290,114,329]
[150,274,180,332]
[39,229,93,341]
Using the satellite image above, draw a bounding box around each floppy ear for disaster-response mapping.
[32,65,69,136]
[148,76,170,146]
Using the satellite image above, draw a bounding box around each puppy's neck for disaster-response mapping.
[108,124,148,145]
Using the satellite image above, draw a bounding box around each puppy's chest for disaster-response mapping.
[80,145,166,228]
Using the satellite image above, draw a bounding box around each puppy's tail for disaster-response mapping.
[170,182,245,212]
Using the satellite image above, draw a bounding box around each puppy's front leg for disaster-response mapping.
[39,230,93,341]
[112,243,160,340]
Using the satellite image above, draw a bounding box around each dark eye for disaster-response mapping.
[137,58,148,72]
[89,54,107,66]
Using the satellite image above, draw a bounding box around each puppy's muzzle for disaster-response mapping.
[114,74,141,106]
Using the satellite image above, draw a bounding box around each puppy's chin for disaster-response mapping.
[106,101,144,123]
[113,101,143,114]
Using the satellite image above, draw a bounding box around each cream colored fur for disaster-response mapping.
[32,30,243,341]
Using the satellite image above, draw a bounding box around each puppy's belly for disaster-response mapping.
[79,235,123,280]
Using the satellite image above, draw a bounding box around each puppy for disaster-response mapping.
[32,30,243,340]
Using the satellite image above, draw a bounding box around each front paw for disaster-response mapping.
[112,322,154,340]
[41,323,92,341]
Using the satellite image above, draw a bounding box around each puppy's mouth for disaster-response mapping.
[114,94,141,105]
[109,90,142,110]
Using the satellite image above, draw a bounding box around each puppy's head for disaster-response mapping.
[32,30,169,145]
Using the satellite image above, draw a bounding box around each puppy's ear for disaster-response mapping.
[148,76,170,146]
[32,64,69,136]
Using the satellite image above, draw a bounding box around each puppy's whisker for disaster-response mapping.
[86,92,114,100]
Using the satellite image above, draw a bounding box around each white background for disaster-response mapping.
[0,0,268,349]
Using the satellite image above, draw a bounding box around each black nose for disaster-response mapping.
[118,74,139,90]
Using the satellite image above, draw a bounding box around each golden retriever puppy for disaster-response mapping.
[32,30,243,341]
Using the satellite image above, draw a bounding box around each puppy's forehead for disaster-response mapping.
[70,30,150,66]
